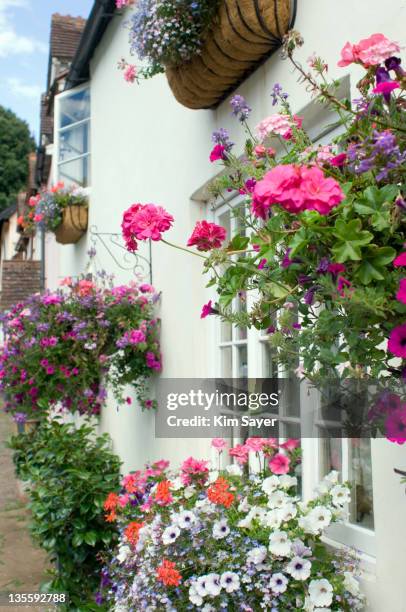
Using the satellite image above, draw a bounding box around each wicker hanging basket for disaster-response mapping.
[54,205,88,245]
[166,0,296,109]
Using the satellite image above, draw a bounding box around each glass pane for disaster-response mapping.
[319,438,343,476]
[262,342,275,378]
[221,347,233,379]
[59,156,90,188]
[221,320,232,342]
[278,375,300,418]
[59,123,89,163]
[237,345,248,378]
[348,439,374,530]
[218,210,231,242]
[281,422,301,440]
[60,88,90,128]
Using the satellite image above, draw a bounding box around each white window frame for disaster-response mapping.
[54,83,91,187]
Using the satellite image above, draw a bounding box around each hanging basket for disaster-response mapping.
[54,205,88,245]
[166,0,295,110]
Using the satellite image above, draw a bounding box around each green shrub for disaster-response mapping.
[9,421,121,610]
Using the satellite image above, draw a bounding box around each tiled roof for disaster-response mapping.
[50,13,86,60]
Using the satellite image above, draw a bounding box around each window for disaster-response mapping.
[55,85,90,187]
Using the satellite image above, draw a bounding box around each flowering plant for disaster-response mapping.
[98,438,364,610]
[122,33,406,388]
[0,275,161,421]
[28,182,88,233]
[118,0,220,82]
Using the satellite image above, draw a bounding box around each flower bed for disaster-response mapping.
[0,276,161,422]
[117,0,294,109]
[98,438,364,610]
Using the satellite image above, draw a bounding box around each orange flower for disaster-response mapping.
[104,492,119,511]
[207,477,235,508]
[124,521,144,546]
[155,480,173,505]
[17,216,24,225]
[123,473,139,493]
[105,510,117,522]
[156,559,182,587]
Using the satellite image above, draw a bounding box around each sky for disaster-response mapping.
[0,0,94,141]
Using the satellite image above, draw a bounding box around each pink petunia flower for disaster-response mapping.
[201,300,214,319]
[269,453,290,474]
[388,324,406,358]
[187,221,227,252]
[396,279,406,304]
[329,153,347,167]
[373,81,400,95]
[385,406,406,445]
[280,438,300,452]
[211,438,228,451]
[210,144,227,162]
[394,252,406,267]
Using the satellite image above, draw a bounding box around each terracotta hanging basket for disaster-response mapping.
[54,205,88,245]
[166,0,296,110]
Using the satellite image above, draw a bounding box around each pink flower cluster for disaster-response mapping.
[180,456,209,485]
[187,220,227,252]
[338,33,400,68]
[116,0,134,8]
[256,114,302,141]
[388,253,406,359]
[213,437,300,474]
[122,203,174,251]
[124,64,137,83]
[252,164,345,218]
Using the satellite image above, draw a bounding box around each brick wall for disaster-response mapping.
[0,260,41,311]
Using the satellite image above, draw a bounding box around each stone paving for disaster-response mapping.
[0,411,49,611]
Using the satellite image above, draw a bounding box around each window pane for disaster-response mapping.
[221,320,232,342]
[262,342,275,378]
[60,88,90,128]
[281,422,301,440]
[59,123,89,163]
[218,210,231,240]
[221,347,232,379]
[319,438,343,475]
[348,439,374,530]
[237,345,248,378]
[59,156,90,188]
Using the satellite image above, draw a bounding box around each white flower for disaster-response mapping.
[317,471,339,494]
[239,505,267,528]
[195,576,209,597]
[343,571,360,596]
[330,485,351,507]
[302,506,332,534]
[246,545,267,565]
[195,498,215,514]
[264,509,282,530]
[213,518,230,539]
[269,530,292,557]
[171,477,184,491]
[162,525,180,545]
[261,475,280,495]
[325,470,339,485]
[202,605,216,612]
[220,571,240,593]
[205,573,222,596]
[267,490,289,509]
[225,463,243,476]
[279,474,297,489]
[116,545,131,564]
[189,584,203,606]
[278,502,297,522]
[238,496,250,513]
[286,556,312,580]
[269,572,288,593]
[178,510,197,529]
[184,485,195,498]
[308,579,333,607]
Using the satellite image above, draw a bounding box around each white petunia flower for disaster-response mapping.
[301,506,332,534]
[246,545,267,565]
[183,485,195,498]
[116,545,131,564]
[162,525,180,545]
[171,477,184,491]
[195,576,209,597]
[220,571,240,593]
[225,463,243,476]
[238,496,250,513]
[239,505,267,528]
[195,498,215,514]
[261,475,280,495]
[325,470,339,485]
[205,573,222,596]
[308,578,333,607]
[343,571,360,596]
[202,605,216,612]
[189,584,203,606]
[178,510,197,529]
[267,490,289,509]
[213,518,230,539]
[269,529,292,557]
[330,484,351,507]
[269,572,288,593]
[279,474,298,489]
[264,509,282,530]
[286,556,312,580]
[278,502,297,522]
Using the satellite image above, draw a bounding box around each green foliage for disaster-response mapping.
[8,421,121,610]
[0,106,35,210]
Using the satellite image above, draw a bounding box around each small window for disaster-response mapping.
[56,86,90,187]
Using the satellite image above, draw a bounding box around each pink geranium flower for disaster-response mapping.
[245,437,268,452]
[211,438,228,451]
[269,453,290,474]
[229,443,249,464]
[338,34,400,68]
[280,438,300,452]
[256,114,302,141]
[388,324,406,358]
[396,279,406,304]
[124,64,137,83]
[187,221,227,252]
[180,457,209,485]
[393,252,406,267]
[122,203,174,248]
